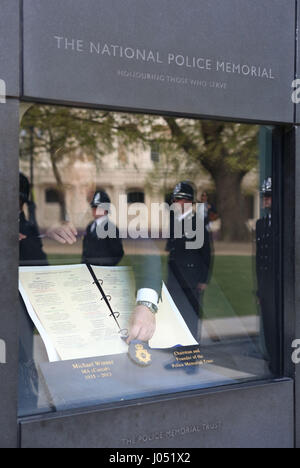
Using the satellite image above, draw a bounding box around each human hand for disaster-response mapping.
[46,222,78,245]
[127,305,156,344]
[19,233,27,241]
[197,283,207,291]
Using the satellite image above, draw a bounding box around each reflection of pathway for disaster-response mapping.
[213,241,253,256]
[42,238,253,256]
[202,315,259,344]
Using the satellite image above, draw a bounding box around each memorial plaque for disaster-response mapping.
[39,346,237,412]
[23,0,295,123]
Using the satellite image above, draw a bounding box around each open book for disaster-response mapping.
[19,264,197,362]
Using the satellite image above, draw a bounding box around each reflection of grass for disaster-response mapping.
[203,256,257,319]
[47,254,257,319]
[48,254,82,265]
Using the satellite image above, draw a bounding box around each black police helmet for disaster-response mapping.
[20,173,30,204]
[90,190,111,208]
[172,181,195,202]
[261,177,272,196]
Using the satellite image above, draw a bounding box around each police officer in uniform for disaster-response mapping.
[19,173,48,266]
[256,177,279,375]
[166,182,211,341]
[82,190,124,266]
[19,173,48,414]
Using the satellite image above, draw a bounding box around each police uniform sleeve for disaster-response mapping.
[81,223,92,264]
[197,226,211,284]
[19,222,48,266]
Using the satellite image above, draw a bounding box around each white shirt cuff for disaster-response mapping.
[136,288,159,307]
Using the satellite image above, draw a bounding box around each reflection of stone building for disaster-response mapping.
[20,142,260,233]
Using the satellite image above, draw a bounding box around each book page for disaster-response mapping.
[19,264,196,363]
[150,284,198,349]
[91,266,136,337]
[92,266,197,349]
[91,266,197,348]
[19,265,129,361]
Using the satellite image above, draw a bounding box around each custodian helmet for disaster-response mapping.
[90,190,111,208]
[261,177,272,196]
[172,181,195,202]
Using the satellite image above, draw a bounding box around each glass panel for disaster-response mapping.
[18,105,281,417]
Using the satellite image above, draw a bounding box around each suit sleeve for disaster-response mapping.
[109,227,124,265]
[131,239,163,299]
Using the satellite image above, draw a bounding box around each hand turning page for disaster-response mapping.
[19,264,197,362]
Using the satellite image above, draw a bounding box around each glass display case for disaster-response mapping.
[18,105,282,417]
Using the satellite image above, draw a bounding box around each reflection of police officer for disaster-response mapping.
[19,173,48,266]
[256,178,279,375]
[19,173,48,415]
[82,190,124,266]
[166,182,211,341]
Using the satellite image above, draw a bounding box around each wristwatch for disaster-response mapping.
[136,300,158,314]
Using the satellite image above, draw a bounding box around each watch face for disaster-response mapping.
[138,301,157,313]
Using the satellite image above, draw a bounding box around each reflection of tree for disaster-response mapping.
[162,119,259,241]
[143,118,258,241]
[20,106,258,241]
[20,106,152,220]
[20,106,115,220]
[144,140,199,200]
